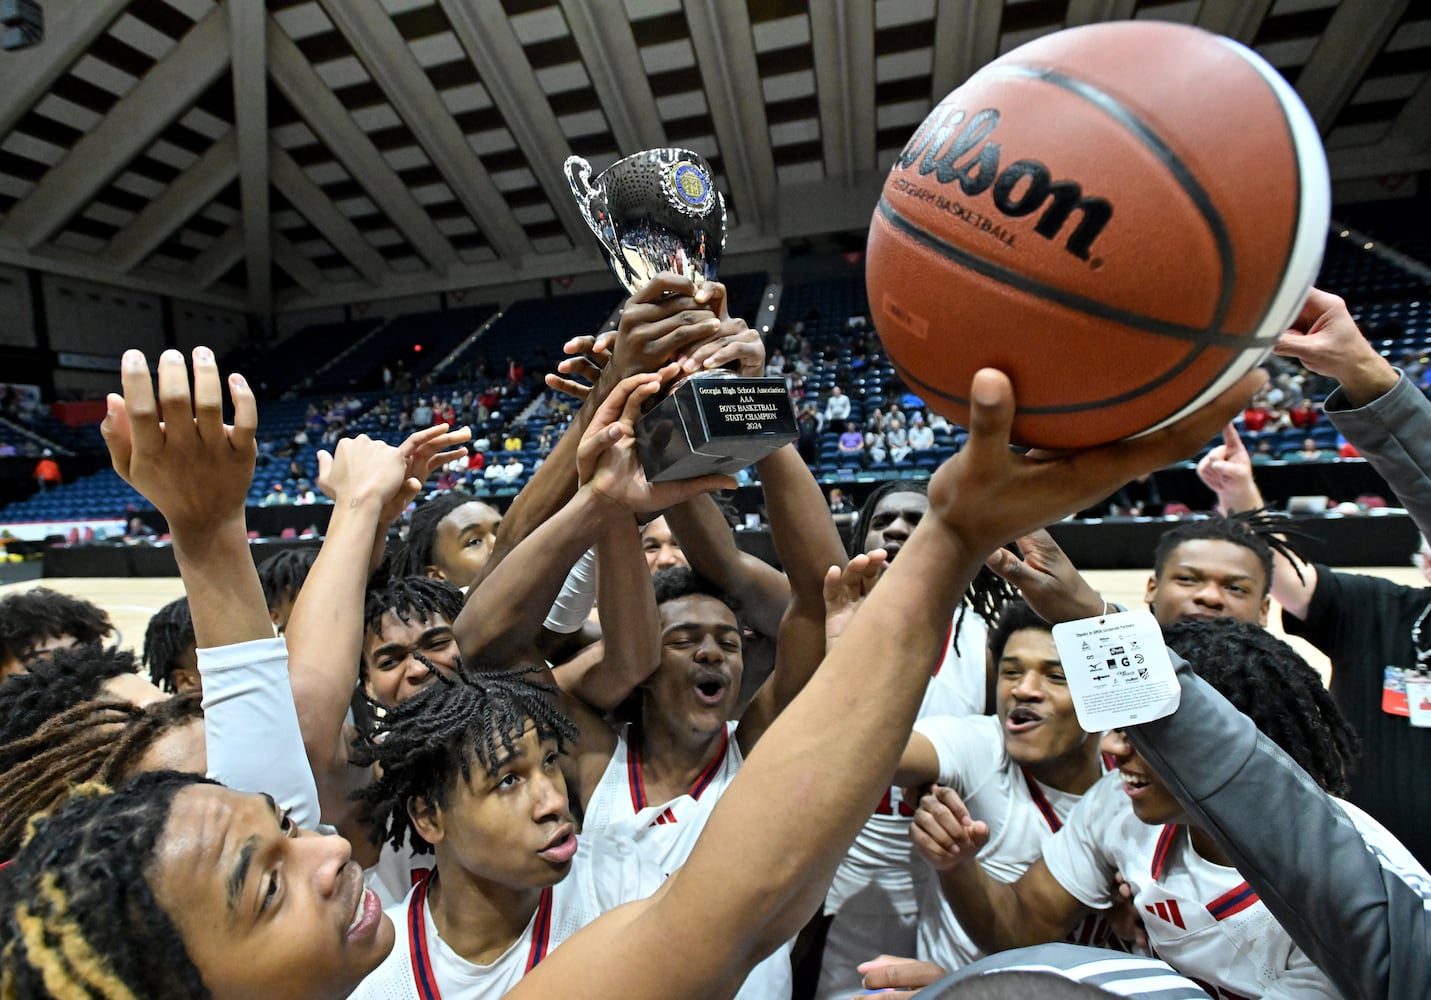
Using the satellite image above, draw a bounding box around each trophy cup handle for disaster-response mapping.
[564,156,610,245]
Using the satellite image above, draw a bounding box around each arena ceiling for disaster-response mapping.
[0,0,1425,314]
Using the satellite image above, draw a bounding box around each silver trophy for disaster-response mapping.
[566,148,796,482]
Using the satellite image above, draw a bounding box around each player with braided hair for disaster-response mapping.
[1162,619,1359,796]
[257,547,317,633]
[911,618,1383,998]
[0,646,164,747]
[0,587,113,680]
[0,693,204,859]
[142,596,197,693]
[396,491,503,588]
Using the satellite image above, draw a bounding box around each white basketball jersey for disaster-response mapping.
[825,612,988,915]
[1043,773,1340,999]
[912,713,1109,970]
[582,720,742,870]
[350,834,662,999]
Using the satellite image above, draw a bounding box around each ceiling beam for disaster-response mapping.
[267,16,458,275]
[682,0,779,231]
[437,0,593,247]
[1064,0,1138,27]
[931,0,1003,101]
[187,226,246,290]
[316,0,531,261]
[0,240,247,310]
[809,0,875,179]
[272,234,325,297]
[558,0,666,152]
[231,0,271,312]
[1389,71,1431,155]
[0,0,130,139]
[1,8,230,250]
[1195,0,1275,45]
[269,144,389,288]
[1297,0,1410,134]
[100,133,238,274]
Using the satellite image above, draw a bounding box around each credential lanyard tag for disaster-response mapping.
[1052,609,1180,733]
[1406,676,1431,729]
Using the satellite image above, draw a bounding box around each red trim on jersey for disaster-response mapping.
[627,725,730,817]
[1101,751,1118,771]
[1150,824,1179,881]
[1019,766,1064,833]
[408,871,554,997]
[932,620,953,677]
[1207,881,1259,921]
[0,859,10,873]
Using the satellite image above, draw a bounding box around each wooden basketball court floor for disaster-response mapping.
[5,565,1428,683]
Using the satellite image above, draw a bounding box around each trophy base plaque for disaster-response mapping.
[634,373,797,483]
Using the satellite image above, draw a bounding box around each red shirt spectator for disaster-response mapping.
[1241,406,1270,431]
[1288,401,1319,430]
[33,451,61,490]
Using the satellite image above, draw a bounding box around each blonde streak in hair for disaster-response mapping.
[14,897,87,999]
[37,875,138,1000]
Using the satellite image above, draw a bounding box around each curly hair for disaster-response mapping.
[0,771,213,999]
[0,694,203,859]
[142,597,194,692]
[256,548,317,616]
[0,588,112,667]
[0,647,143,747]
[651,565,742,621]
[1162,618,1360,796]
[986,598,1052,666]
[1153,509,1307,597]
[351,665,578,855]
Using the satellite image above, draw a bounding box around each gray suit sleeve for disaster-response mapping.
[1325,371,1431,540]
[1126,654,1431,1000]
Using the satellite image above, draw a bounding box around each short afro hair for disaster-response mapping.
[0,646,143,746]
[0,587,112,667]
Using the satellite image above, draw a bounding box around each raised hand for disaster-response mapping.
[576,366,737,514]
[928,368,1262,556]
[1196,424,1261,513]
[911,785,989,872]
[315,434,412,511]
[1273,286,1398,406]
[546,333,614,401]
[101,347,256,533]
[852,955,948,999]
[822,550,887,648]
[983,528,1104,624]
[599,273,721,391]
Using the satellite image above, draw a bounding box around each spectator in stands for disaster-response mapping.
[1289,396,1320,430]
[397,409,413,433]
[1241,395,1271,431]
[909,413,935,451]
[866,406,887,432]
[293,479,318,505]
[887,419,912,465]
[1252,439,1278,463]
[828,488,853,515]
[503,428,523,451]
[465,445,485,474]
[865,427,888,465]
[262,483,291,506]
[825,384,852,425]
[765,349,787,377]
[32,449,61,491]
[797,405,820,465]
[499,453,524,483]
[838,421,865,463]
[538,426,555,456]
[413,396,433,426]
[1287,437,1330,463]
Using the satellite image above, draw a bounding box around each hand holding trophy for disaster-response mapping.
[566,148,796,482]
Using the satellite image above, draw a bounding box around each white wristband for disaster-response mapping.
[544,547,598,633]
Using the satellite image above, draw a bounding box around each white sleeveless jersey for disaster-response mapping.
[825,612,988,915]
[912,713,1110,970]
[582,720,742,870]
[350,833,662,1000]
[367,840,434,910]
[582,724,792,1000]
[1043,773,1345,999]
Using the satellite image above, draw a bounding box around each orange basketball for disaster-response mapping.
[866,21,1330,448]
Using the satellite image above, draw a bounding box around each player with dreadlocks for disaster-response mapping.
[0,354,1256,1000]
[0,645,165,747]
[257,547,317,633]
[396,491,504,588]
[143,595,198,693]
[0,587,113,680]
[0,692,204,859]
[910,617,1380,999]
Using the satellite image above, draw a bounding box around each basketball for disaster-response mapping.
[866,21,1331,448]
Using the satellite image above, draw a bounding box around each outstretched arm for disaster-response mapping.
[101,348,319,826]
[509,365,1260,1000]
[284,435,412,857]
[1128,653,1431,1000]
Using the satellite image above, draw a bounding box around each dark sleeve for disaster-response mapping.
[1326,372,1431,541]
[1280,564,1409,668]
[1126,654,1431,1000]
